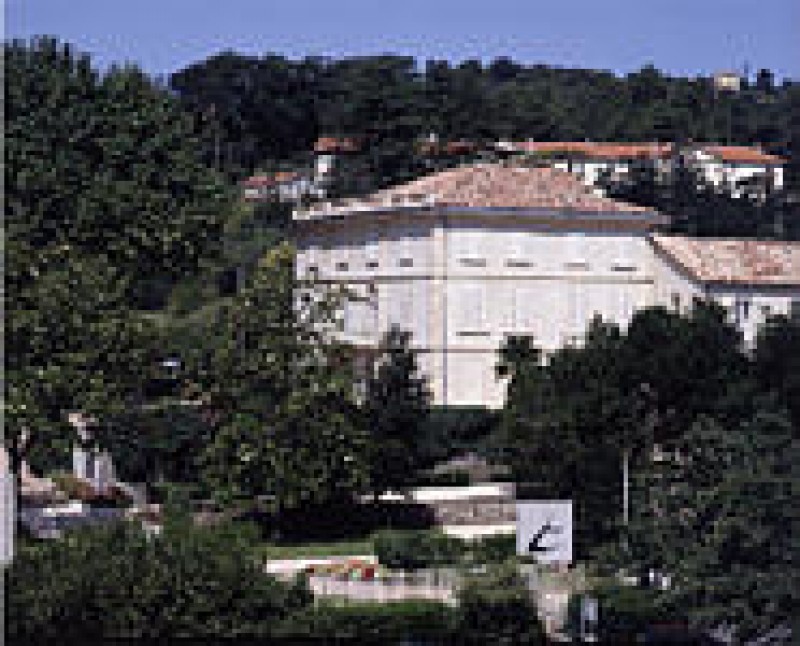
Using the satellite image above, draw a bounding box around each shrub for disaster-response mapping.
[275,600,458,643]
[6,517,312,641]
[586,582,684,644]
[468,533,517,564]
[456,563,546,645]
[373,529,466,570]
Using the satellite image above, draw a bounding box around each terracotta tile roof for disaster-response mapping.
[241,172,300,188]
[367,163,650,212]
[699,145,785,165]
[313,136,361,154]
[417,139,478,156]
[651,234,800,286]
[505,141,675,160]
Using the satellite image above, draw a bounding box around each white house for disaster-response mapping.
[313,136,362,192]
[495,141,674,187]
[650,234,800,344]
[683,145,785,196]
[295,163,800,408]
[241,172,319,203]
[295,163,667,407]
[496,141,785,196]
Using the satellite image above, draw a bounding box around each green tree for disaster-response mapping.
[624,411,800,642]
[752,313,800,435]
[457,563,546,645]
[193,244,370,512]
[4,37,231,494]
[363,327,432,495]
[495,302,751,554]
[7,515,311,640]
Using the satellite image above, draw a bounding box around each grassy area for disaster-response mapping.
[259,536,377,560]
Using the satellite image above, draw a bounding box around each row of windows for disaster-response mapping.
[309,257,639,273]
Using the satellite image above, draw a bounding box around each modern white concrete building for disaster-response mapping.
[295,163,800,408]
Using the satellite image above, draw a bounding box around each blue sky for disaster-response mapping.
[5,0,799,79]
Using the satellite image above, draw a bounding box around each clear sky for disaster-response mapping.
[5,0,799,80]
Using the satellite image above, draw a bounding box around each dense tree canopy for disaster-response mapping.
[191,244,371,512]
[493,302,797,556]
[363,328,432,495]
[4,37,232,483]
[170,54,796,185]
[624,411,799,641]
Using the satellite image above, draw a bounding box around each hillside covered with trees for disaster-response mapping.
[170,52,799,187]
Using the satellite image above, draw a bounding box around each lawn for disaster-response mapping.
[259,536,377,560]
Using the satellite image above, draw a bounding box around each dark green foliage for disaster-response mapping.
[364,327,432,494]
[457,564,547,645]
[4,36,231,484]
[6,519,312,641]
[623,411,800,641]
[170,53,795,189]
[103,404,214,488]
[494,301,766,557]
[192,244,371,512]
[373,529,466,570]
[251,500,436,543]
[571,584,685,644]
[274,600,459,643]
[752,313,800,434]
[468,533,518,565]
[421,406,501,465]
[601,156,799,240]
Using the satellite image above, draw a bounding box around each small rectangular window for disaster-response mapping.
[505,259,533,268]
[335,261,349,271]
[398,258,413,267]
[366,261,379,269]
[459,258,487,267]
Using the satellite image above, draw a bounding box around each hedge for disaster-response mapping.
[274,600,459,643]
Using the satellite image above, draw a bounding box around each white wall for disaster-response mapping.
[651,245,799,345]
[296,212,798,407]
[297,215,658,407]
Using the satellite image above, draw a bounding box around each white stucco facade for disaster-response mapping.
[651,237,800,345]
[295,166,800,408]
[296,207,664,407]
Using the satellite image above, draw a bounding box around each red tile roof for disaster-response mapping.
[699,145,785,165]
[241,172,300,188]
[651,234,800,286]
[313,136,361,153]
[506,141,675,160]
[367,163,650,213]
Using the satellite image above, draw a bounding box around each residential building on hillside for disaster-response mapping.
[651,234,800,344]
[713,70,743,94]
[683,144,785,195]
[495,141,785,195]
[241,172,319,203]
[294,163,800,408]
[313,136,362,192]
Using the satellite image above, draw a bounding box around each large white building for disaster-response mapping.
[294,163,800,408]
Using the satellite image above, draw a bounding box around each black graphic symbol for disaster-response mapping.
[527,519,563,553]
